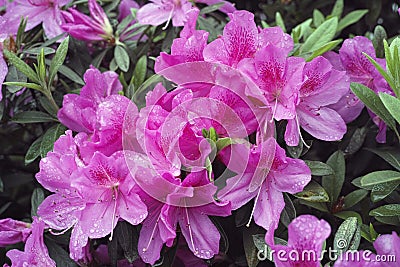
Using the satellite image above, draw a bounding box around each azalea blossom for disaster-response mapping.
[218,138,311,245]
[334,232,400,266]
[58,66,133,157]
[239,44,305,121]
[137,0,193,28]
[127,155,231,264]
[0,218,31,247]
[61,0,114,41]
[36,130,147,262]
[1,0,70,39]
[155,8,209,72]
[272,215,331,267]
[325,36,392,142]
[5,217,56,267]
[284,56,349,146]
[203,10,293,68]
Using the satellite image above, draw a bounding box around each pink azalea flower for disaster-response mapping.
[71,151,148,241]
[1,0,70,39]
[334,232,400,267]
[325,36,392,142]
[0,219,31,247]
[218,138,311,245]
[137,0,193,28]
[58,67,133,157]
[203,10,293,68]
[61,0,114,41]
[5,217,56,267]
[239,44,305,121]
[272,215,331,267]
[129,162,231,264]
[284,56,349,146]
[155,8,209,72]
[117,0,142,41]
[36,130,147,262]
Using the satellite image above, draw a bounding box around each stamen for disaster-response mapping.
[162,7,175,30]
[143,214,161,252]
[184,204,195,251]
[270,98,278,123]
[246,185,262,227]
[296,114,310,149]
[109,188,118,241]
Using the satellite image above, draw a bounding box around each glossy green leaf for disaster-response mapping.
[350,83,397,132]
[304,160,334,176]
[114,45,130,72]
[371,181,400,202]
[31,187,44,217]
[379,93,400,125]
[301,17,338,53]
[25,136,44,165]
[322,150,345,204]
[40,124,67,158]
[343,189,369,209]
[365,147,400,171]
[333,217,361,256]
[295,181,330,202]
[3,49,40,84]
[49,36,69,85]
[360,170,400,187]
[369,204,400,217]
[12,111,58,123]
[337,10,368,32]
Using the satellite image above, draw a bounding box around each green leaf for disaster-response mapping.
[369,204,400,216]
[364,53,397,95]
[301,17,338,53]
[253,235,287,262]
[275,12,286,33]
[360,170,400,187]
[199,2,224,15]
[337,10,368,32]
[24,47,55,55]
[133,55,147,90]
[3,81,44,92]
[25,136,44,165]
[114,45,130,72]
[372,25,387,58]
[57,65,84,85]
[334,211,363,224]
[304,160,334,176]
[12,111,58,123]
[243,226,261,267]
[365,147,400,171]
[40,124,67,158]
[330,0,344,18]
[306,39,342,61]
[322,150,345,204]
[31,187,45,217]
[374,216,400,226]
[371,180,400,202]
[115,221,139,263]
[344,126,367,155]
[379,93,400,125]
[333,217,361,256]
[3,49,40,84]
[343,189,369,209]
[295,181,330,202]
[298,200,328,212]
[280,193,296,227]
[5,65,27,93]
[49,36,69,85]
[313,9,325,27]
[350,83,397,132]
